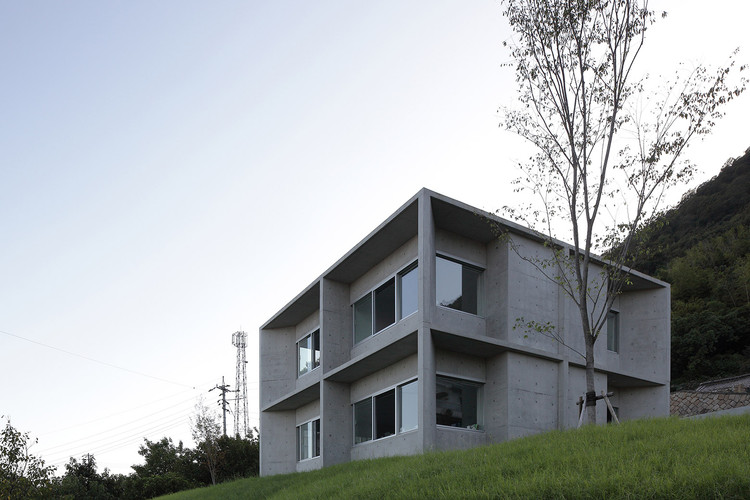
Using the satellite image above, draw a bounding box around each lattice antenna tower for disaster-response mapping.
[232,330,250,438]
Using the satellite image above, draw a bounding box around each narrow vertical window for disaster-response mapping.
[607,311,619,352]
[374,389,395,439]
[374,278,396,333]
[353,398,372,444]
[398,264,418,319]
[353,293,372,344]
[398,380,418,432]
[436,256,482,315]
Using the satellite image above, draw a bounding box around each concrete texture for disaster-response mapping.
[259,189,670,475]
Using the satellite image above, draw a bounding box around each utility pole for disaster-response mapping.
[210,376,231,436]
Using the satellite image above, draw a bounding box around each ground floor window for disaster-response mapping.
[436,376,483,430]
[353,379,418,444]
[296,419,320,461]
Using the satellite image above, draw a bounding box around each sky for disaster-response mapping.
[1,1,748,476]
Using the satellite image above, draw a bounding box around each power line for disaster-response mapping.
[0,328,195,388]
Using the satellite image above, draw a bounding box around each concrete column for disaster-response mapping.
[320,380,351,466]
[320,278,351,373]
[417,190,436,451]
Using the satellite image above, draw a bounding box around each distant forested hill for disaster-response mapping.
[632,148,750,387]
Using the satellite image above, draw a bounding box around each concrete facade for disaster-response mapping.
[259,189,670,476]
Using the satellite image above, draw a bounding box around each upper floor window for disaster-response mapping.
[353,379,418,444]
[436,376,483,430]
[436,256,482,315]
[607,311,619,352]
[296,418,320,461]
[353,262,418,344]
[297,329,320,377]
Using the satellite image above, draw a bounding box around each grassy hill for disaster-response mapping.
[159,414,750,500]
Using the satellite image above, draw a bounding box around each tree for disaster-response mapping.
[0,417,55,499]
[498,0,745,423]
[190,398,222,486]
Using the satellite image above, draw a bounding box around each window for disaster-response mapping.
[436,376,483,429]
[374,279,395,333]
[353,380,418,444]
[398,380,418,432]
[297,329,320,377]
[353,262,418,344]
[607,311,619,352]
[398,264,418,319]
[436,256,482,315]
[296,419,320,461]
[353,398,372,444]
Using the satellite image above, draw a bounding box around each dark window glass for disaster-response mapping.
[607,311,619,352]
[374,390,396,439]
[374,279,395,333]
[353,293,372,344]
[436,256,481,315]
[354,398,372,444]
[436,376,482,429]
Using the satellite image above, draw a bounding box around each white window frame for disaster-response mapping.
[297,328,320,378]
[296,418,320,462]
[352,378,418,445]
[352,261,418,344]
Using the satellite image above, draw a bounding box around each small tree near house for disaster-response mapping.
[498,0,745,423]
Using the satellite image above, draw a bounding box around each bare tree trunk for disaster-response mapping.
[584,332,597,424]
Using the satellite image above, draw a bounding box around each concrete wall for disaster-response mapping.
[617,288,670,384]
[259,326,296,408]
[505,353,560,438]
[349,354,419,460]
[260,410,296,476]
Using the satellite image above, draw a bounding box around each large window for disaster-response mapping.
[353,380,418,444]
[607,311,619,352]
[353,262,418,344]
[297,329,320,377]
[436,376,483,430]
[296,419,320,461]
[436,256,482,315]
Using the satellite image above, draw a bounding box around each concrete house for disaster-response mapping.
[259,189,670,476]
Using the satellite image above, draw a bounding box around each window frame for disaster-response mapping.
[435,375,484,431]
[297,328,321,378]
[607,310,619,353]
[352,261,418,345]
[296,418,320,462]
[352,378,419,445]
[435,254,484,316]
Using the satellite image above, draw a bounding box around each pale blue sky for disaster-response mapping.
[1,1,747,474]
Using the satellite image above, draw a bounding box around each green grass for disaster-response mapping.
[159,415,750,499]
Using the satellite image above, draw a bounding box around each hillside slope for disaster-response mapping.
[160,415,750,500]
[633,148,750,385]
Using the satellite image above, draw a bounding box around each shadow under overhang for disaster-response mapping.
[325,331,418,383]
[263,381,320,412]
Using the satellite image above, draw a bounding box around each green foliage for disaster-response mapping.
[0,417,55,499]
[632,151,750,385]
[159,415,750,500]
